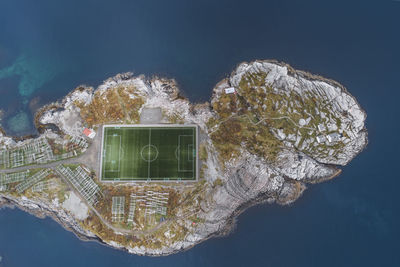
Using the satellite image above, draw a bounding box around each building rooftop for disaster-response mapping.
[83,128,96,138]
[225,87,236,94]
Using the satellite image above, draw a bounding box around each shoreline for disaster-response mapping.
[0,59,368,256]
[0,158,343,257]
[1,59,368,155]
[0,177,305,257]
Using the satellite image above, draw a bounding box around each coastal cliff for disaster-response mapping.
[0,60,367,255]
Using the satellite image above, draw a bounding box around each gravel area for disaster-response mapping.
[140,107,162,124]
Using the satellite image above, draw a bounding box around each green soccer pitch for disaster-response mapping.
[100,125,197,181]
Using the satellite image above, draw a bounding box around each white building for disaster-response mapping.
[317,124,326,132]
[224,87,236,94]
[316,135,326,143]
[327,123,338,131]
[327,132,341,143]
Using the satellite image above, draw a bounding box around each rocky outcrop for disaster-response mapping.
[0,60,367,256]
[228,61,367,165]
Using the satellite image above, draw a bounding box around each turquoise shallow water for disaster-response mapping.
[0,0,399,266]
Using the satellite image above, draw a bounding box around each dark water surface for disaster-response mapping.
[0,0,399,266]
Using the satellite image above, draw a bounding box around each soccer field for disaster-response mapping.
[100,125,197,181]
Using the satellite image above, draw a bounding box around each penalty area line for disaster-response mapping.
[148,129,151,180]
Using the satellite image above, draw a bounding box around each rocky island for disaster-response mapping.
[0,60,367,255]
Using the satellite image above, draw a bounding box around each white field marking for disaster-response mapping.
[140,146,148,162]
[105,134,121,174]
[174,147,179,160]
[120,147,125,160]
[177,135,180,172]
[101,127,107,178]
[118,134,122,175]
[140,145,159,162]
[105,145,111,162]
[118,132,125,161]
[148,129,151,179]
[101,125,198,181]
[178,135,194,172]
[188,145,193,161]
[102,124,197,129]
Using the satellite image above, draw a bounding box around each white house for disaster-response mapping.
[318,124,326,132]
[224,87,236,94]
[327,132,341,143]
[316,135,326,143]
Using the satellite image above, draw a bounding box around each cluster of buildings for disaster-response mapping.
[0,131,93,170]
[134,190,169,225]
[127,194,137,225]
[0,170,30,192]
[111,196,125,222]
[69,136,89,150]
[51,134,91,161]
[31,180,57,193]
[316,123,342,144]
[111,190,169,226]
[0,137,54,169]
[0,169,56,194]
[15,169,52,194]
[55,165,100,205]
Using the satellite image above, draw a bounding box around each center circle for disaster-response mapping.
[140,145,159,162]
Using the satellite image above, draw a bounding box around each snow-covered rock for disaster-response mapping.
[0,59,367,256]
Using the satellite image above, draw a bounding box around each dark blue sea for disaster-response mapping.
[0,0,399,266]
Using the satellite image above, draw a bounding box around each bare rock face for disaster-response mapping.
[228,61,367,165]
[0,60,367,256]
[189,60,367,251]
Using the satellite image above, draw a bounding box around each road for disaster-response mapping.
[0,127,181,237]
[0,125,103,175]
